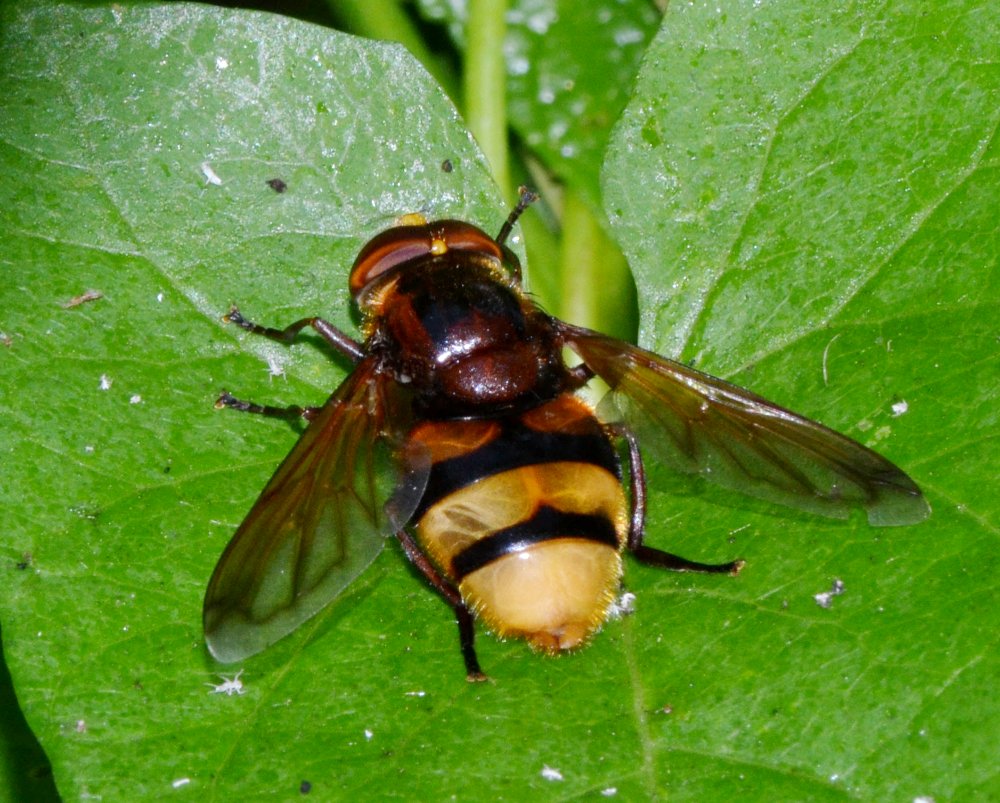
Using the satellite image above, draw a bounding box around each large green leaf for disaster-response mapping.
[1,1,997,801]
[604,0,999,799]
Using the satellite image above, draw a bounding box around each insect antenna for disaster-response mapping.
[496,186,539,246]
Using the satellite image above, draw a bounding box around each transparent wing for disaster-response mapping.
[203,357,426,663]
[560,323,930,526]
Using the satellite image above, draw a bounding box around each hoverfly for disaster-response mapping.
[204,189,929,679]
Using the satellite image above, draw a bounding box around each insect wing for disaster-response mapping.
[560,324,929,526]
[204,358,423,663]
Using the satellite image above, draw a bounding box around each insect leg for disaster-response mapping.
[218,308,359,420]
[225,306,365,361]
[394,529,488,682]
[215,391,321,422]
[565,361,596,390]
[614,423,744,576]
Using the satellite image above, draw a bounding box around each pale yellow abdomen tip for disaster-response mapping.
[460,539,622,652]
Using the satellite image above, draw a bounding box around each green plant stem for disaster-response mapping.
[324,0,459,101]
[464,0,510,197]
[559,190,636,340]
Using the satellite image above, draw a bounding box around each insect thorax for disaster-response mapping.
[373,255,567,417]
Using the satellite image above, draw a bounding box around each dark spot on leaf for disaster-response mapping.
[266,178,288,193]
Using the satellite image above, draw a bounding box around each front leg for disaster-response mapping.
[224,306,365,361]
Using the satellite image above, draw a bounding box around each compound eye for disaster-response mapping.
[434,221,502,257]
[349,226,430,298]
[348,220,504,299]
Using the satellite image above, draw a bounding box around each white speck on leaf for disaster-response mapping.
[814,579,845,609]
[172,778,191,789]
[891,400,909,417]
[541,765,563,782]
[99,374,112,390]
[201,162,223,186]
[207,670,245,696]
[608,591,636,619]
[265,351,287,379]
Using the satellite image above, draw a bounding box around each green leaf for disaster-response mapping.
[605,0,1000,799]
[1,1,997,802]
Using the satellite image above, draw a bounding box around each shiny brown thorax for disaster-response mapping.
[352,221,568,418]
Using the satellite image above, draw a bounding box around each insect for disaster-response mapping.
[203,189,929,679]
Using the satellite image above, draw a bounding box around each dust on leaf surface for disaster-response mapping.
[0,2,997,802]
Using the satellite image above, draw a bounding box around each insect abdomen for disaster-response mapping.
[408,396,628,652]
